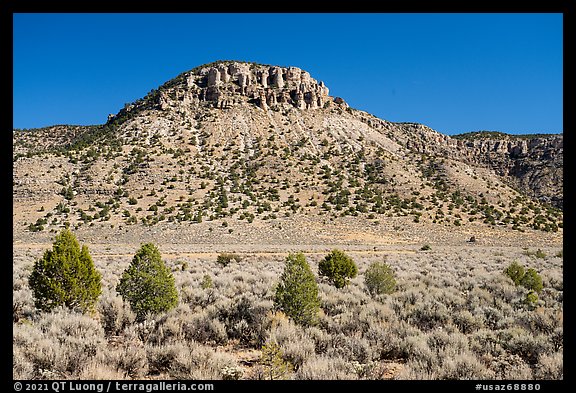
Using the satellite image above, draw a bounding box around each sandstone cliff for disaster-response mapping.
[109,61,344,126]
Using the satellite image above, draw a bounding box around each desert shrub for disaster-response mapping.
[517,308,562,336]
[184,309,228,345]
[520,268,544,294]
[13,346,35,379]
[499,328,552,365]
[218,295,272,346]
[78,361,128,379]
[116,243,178,321]
[504,260,525,285]
[318,282,365,318]
[408,298,450,331]
[29,229,102,313]
[274,252,320,326]
[364,260,396,296]
[98,292,136,335]
[399,335,436,366]
[395,359,437,380]
[436,353,493,380]
[451,309,483,334]
[356,301,396,334]
[13,308,106,378]
[167,341,238,379]
[489,353,533,380]
[364,324,402,360]
[268,317,316,369]
[326,333,375,364]
[13,289,35,323]
[469,329,504,358]
[146,342,187,375]
[542,268,562,291]
[318,249,358,288]
[107,343,148,378]
[145,303,190,345]
[420,244,431,251]
[44,311,105,373]
[296,354,356,380]
[426,329,468,358]
[533,351,563,379]
[216,253,242,267]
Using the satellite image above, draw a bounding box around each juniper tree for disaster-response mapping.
[29,229,102,313]
[318,249,358,288]
[504,261,525,286]
[116,243,178,321]
[520,268,544,294]
[274,252,320,326]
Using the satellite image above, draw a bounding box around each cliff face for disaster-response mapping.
[351,114,563,208]
[446,135,563,208]
[110,61,345,125]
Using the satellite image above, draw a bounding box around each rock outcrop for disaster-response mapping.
[349,114,563,208]
[119,61,342,120]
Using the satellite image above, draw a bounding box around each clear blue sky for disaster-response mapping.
[13,13,563,135]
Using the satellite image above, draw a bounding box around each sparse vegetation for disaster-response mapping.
[12,61,562,381]
[14,246,563,380]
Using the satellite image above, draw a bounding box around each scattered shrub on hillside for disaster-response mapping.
[13,308,106,378]
[318,249,358,289]
[29,229,102,314]
[524,291,539,309]
[364,260,397,297]
[534,351,563,379]
[274,252,320,326]
[267,316,315,369]
[116,243,179,321]
[296,354,356,380]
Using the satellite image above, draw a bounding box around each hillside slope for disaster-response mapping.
[13,61,563,245]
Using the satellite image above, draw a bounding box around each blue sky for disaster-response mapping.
[13,13,563,135]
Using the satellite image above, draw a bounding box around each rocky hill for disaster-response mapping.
[13,61,563,244]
